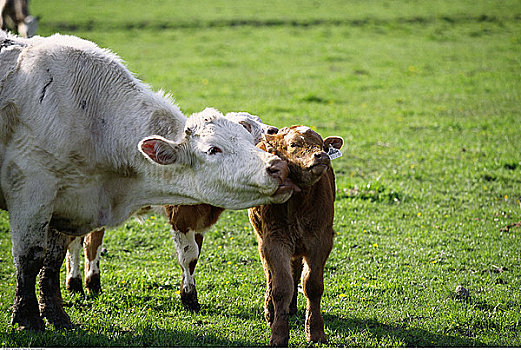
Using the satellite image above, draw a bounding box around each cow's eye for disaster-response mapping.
[290,142,299,148]
[207,146,222,155]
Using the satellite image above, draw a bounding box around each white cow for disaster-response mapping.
[64,112,279,296]
[0,31,295,331]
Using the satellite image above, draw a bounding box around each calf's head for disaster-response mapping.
[259,125,344,188]
[139,108,295,209]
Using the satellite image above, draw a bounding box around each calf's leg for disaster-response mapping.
[289,257,303,316]
[39,229,73,329]
[262,243,293,347]
[172,229,204,312]
[83,229,105,294]
[302,252,330,343]
[66,237,84,294]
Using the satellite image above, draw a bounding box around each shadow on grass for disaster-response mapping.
[0,323,259,348]
[197,304,489,347]
[322,313,488,347]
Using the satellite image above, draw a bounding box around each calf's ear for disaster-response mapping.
[324,136,344,150]
[257,134,279,154]
[139,136,180,165]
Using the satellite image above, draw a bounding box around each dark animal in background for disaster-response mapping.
[0,0,37,37]
[248,126,344,346]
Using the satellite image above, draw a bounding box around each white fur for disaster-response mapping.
[85,245,102,278]
[224,112,275,144]
[66,238,83,281]
[172,229,200,293]
[296,126,311,134]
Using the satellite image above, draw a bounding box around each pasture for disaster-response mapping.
[1,0,521,346]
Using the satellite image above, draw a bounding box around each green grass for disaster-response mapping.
[1,0,521,347]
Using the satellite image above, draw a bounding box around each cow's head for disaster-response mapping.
[138,108,296,209]
[259,126,344,188]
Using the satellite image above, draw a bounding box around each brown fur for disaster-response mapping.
[248,126,343,346]
[165,204,224,234]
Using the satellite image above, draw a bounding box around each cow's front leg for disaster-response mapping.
[172,229,204,312]
[262,242,293,347]
[39,229,73,329]
[66,237,84,294]
[83,229,105,294]
[11,239,46,331]
[6,172,57,331]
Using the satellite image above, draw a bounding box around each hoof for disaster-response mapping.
[12,313,45,332]
[66,277,84,294]
[85,274,102,294]
[180,287,201,312]
[269,335,289,347]
[307,332,327,344]
[40,300,73,330]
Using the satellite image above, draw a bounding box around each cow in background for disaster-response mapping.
[0,0,37,37]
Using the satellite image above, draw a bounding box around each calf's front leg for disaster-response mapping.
[172,229,204,312]
[262,243,293,347]
[289,257,303,316]
[66,237,84,293]
[302,254,329,343]
[83,229,105,294]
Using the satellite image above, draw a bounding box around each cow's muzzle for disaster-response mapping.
[266,158,300,199]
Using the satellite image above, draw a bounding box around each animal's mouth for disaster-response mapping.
[270,177,301,203]
[310,163,329,175]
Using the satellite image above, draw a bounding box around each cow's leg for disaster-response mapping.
[301,238,332,344]
[261,242,293,347]
[84,229,105,294]
[172,229,203,312]
[7,173,57,331]
[11,233,47,331]
[12,0,28,37]
[289,256,303,316]
[39,229,73,329]
[0,0,8,30]
[66,237,84,294]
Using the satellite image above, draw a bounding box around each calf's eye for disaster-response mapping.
[290,142,299,148]
[207,146,223,155]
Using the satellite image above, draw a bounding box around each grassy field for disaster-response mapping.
[1,0,521,347]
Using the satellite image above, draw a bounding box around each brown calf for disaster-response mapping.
[248,126,343,346]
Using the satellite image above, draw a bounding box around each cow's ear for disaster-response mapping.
[323,136,344,151]
[238,120,253,133]
[258,134,278,154]
[139,136,179,165]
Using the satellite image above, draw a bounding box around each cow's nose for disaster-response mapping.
[314,151,329,162]
[266,126,279,135]
[266,158,289,183]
